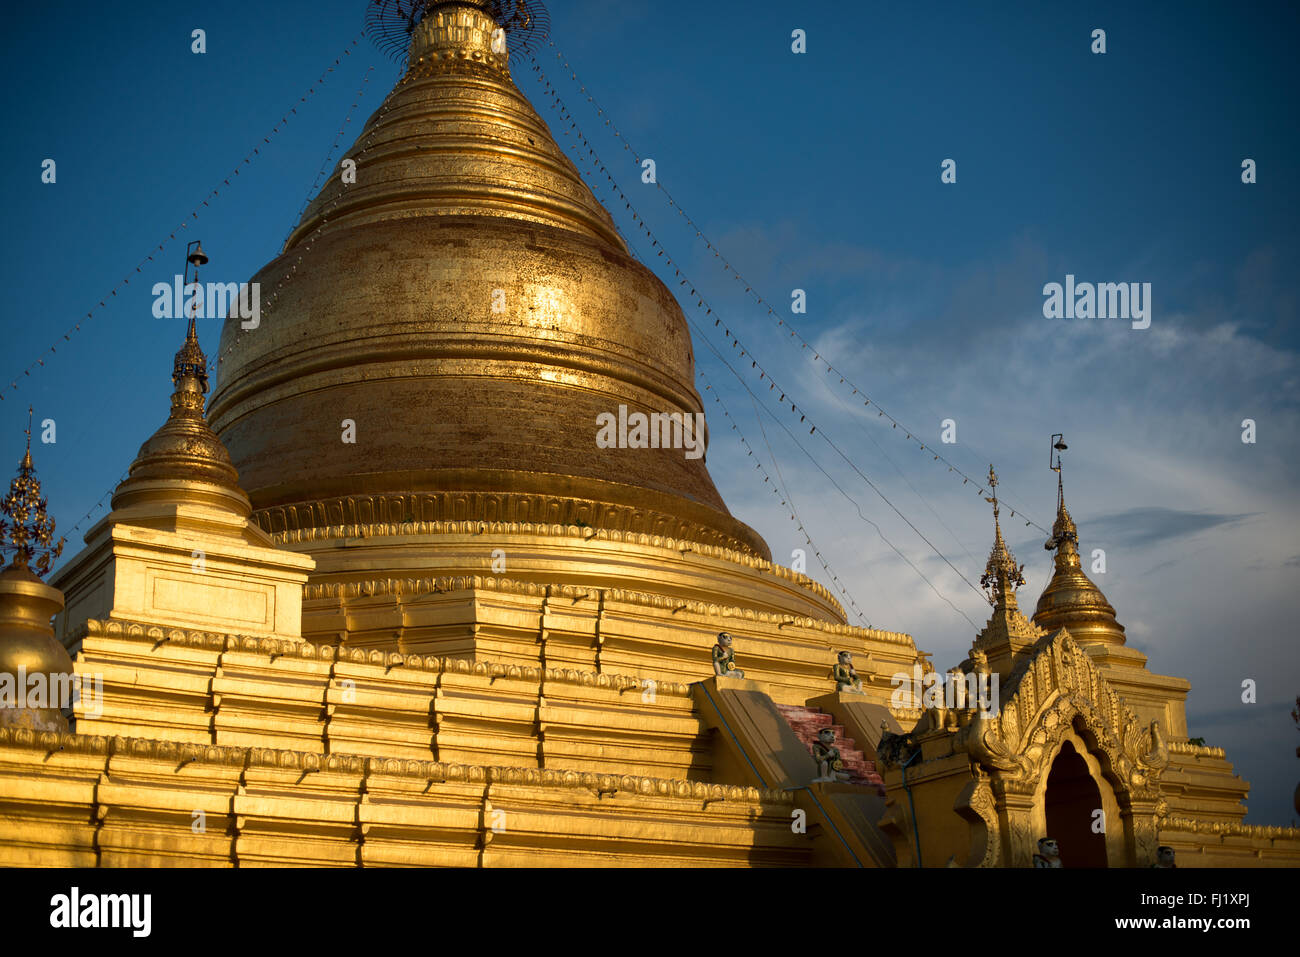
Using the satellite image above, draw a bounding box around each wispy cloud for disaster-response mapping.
[1084,507,1255,549]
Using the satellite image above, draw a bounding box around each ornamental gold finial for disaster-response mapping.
[1044,434,1079,563]
[20,405,32,470]
[1031,433,1127,644]
[0,410,65,576]
[107,243,249,519]
[985,465,1000,523]
[174,241,211,405]
[366,0,551,65]
[980,465,1025,607]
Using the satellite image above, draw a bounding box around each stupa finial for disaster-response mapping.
[20,405,33,470]
[980,465,1025,607]
[1031,434,1128,646]
[1044,434,1080,568]
[366,0,551,66]
[1,412,65,576]
[173,242,211,412]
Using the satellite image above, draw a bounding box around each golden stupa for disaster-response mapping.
[1032,481,1126,648]
[0,0,1295,867]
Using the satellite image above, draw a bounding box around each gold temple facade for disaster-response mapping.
[1,0,1296,867]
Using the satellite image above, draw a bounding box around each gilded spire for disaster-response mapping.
[109,244,251,519]
[1032,458,1127,647]
[175,315,209,397]
[282,1,621,253]
[0,409,65,577]
[172,240,210,411]
[979,465,1025,608]
[1044,472,1081,570]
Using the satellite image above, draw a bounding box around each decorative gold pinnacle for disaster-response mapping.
[0,407,65,576]
[171,315,210,414]
[106,302,250,520]
[1044,472,1080,565]
[979,465,1025,607]
[175,240,210,404]
[1032,464,1128,647]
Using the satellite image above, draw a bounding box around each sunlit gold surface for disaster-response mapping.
[113,318,251,519]
[0,565,72,732]
[209,3,766,582]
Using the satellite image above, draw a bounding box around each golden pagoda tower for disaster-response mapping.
[0,2,1296,868]
[210,0,769,600]
[0,3,922,866]
[205,0,857,676]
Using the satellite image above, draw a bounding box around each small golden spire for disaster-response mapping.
[979,465,1025,608]
[0,411,65,576]
[108,242,249,518]
[1032,436,1127,647]
[170,314,210,416]
[174,240,211,408]
[19,406,33,472]
[1044,471,1081,570]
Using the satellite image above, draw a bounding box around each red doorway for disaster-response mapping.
[1044,741,1109,867]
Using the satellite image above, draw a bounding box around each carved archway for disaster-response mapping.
[954,628,1169,867]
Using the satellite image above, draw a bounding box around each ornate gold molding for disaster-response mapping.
[277,517,767,576]
[1160,816,1300,840]
[406,4,511,79]
[77,618,697,697]
[405,53,509,80]
[0,724,792,805]
[258,493,768,561]
[954,775,1001,867]
[299,573,915,647]
[276,516,826,595]
[1168,741,1227,759]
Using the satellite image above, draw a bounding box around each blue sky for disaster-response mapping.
[2,1,1297,824]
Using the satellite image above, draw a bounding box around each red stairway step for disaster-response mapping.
[774,703,886,794]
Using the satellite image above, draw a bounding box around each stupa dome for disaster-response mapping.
[209,1,769,567]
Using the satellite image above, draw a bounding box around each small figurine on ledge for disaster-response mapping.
[1032,837,1063,868]
[831,650,864,694]
[811,728,851,783]
[1151,845,1177,869]
[712,631,744,678]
